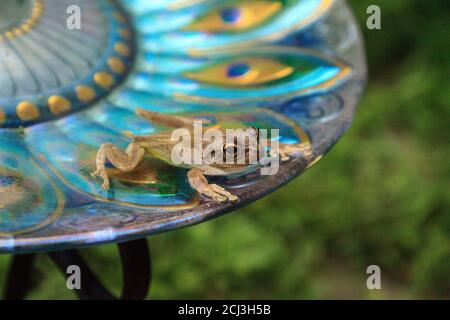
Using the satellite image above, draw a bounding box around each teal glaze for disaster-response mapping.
[140,0,333,53]
[0,130,62,235]
[131,48,349,103]
[0,0,365,252]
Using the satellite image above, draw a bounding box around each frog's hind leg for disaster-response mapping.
[136,108,211,128]
[187,168,238,203]
[91,142,146,190]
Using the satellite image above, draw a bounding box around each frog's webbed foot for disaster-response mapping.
[91,168,110,190]
[91,142,146,190]
[271,143,313,162]
[204,184,239,203]
[187,168,238,203]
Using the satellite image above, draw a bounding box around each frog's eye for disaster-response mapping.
[223,143,239,161]
[184,57,293,87]
[185,1,282,33]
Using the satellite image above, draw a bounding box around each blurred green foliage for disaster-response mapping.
[0,0,448,299]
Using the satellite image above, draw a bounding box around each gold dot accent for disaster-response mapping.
[0,0,44,42]
[94,72,115,89]
[119,29,131,39]
[13,28,24,37]
[76,86,96,103]
[17,101,39,121]
[0,109,5,124]
[22,24,31,32]
[48,96,71,115]
[5,31,14,40]
[114,42,131,57]
[108,57,126,74]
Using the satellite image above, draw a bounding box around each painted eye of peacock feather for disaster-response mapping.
[185,1,282,33]
[184,57,294,87]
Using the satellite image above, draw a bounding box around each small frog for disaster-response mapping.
[91,109,313,203]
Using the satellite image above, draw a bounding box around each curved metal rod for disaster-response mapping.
[48,249,115,300]
[48,238,151,300]
[3,253,37,300]
[118,238,152,300]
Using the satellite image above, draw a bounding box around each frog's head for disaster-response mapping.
[216,126,262,167]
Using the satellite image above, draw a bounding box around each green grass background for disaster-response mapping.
[0,0,448,299]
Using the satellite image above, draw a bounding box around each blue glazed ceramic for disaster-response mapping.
[0,0,366,253]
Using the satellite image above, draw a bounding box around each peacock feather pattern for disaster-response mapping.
[0,0,366,252]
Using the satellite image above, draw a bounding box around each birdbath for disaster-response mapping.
[0,0,366,299]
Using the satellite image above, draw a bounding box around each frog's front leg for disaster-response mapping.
[187,168,238,203]
[91,142,146,190]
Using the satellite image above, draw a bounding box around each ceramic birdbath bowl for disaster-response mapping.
[0,0,366,300]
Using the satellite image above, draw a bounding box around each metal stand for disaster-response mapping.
[2,238,151,300]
